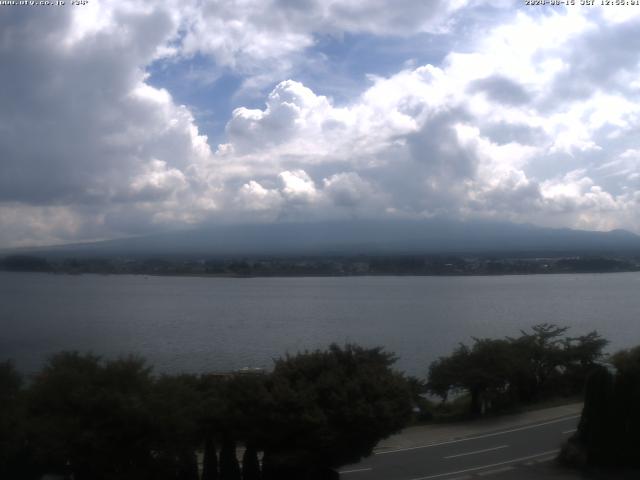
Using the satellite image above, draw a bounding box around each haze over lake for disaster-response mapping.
[2,271,639,376]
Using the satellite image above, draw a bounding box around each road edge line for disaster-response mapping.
[409,449,560,480]
[376,415,579,455]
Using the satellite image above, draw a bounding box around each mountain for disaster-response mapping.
[7,219,640,259]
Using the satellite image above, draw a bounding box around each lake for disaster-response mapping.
[1,272,639,376]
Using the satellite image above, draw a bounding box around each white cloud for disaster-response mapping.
[278,170,318,204]
[323,172,375,208]
[178,0,471,67]
[127,160,188,201]
[212,6,640,233]
[0,3,219,246]
[237,180,283,212]
[3,1,640,247]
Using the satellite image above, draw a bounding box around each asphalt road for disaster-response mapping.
[339,414,580,480]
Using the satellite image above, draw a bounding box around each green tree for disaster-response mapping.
[148,374,202,480]
[199,372,270,479]
[0,360,31,479]
[201,436,219,480]
[428,339,515,415]
[27,352,155,480]
[199,374,226,480]
[428,324,600,414]
[576,366,615,464]
[218,373,271,448]
[427,350,463,402]
[610,346,640,465]
[561,331,608,395]
[242,444,261,480]
[406,376,432,421]
[564,331,608,368]
[567,346,640,467]
[263,344,412,478]
[508,323,569,401]
[219,437,241,480]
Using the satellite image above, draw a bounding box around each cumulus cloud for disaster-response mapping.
[468,75,531,106]
[323,172,375,208]
[178,0,471,73]
[3,1,640,247]
[211,6,640,233]
[0,2,218,245]
[236,180,283,213]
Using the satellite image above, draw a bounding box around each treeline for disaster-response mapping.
[2,254,639,276]
[1,327,634,478]
[562,346,640,468]
[427,325,640,469]
[427,324,608,415]
[0,345,413,480]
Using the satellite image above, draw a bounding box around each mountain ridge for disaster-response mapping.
[4,219,640,259]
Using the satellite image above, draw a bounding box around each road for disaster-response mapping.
[339,414,579,480]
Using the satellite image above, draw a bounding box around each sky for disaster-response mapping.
[2,0,640,248]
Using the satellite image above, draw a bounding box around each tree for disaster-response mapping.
[219,437,241,480]
[27,352,155,480]
[149,374,202,480]
[263,344,413,478]
[564,331,608,368]
[428,324,602,414]
[508,323,569,401]
[610,346,640,465]
[242,444,261,480]
[201,436,219,480]
[199,372,270,480]
[406,376,432,421]
[428,339,516,415]
[427,349,464,403]
[217,373,271,448]
[0,360,31,480]
[199,374,226,480]
[567,345,640,468]
[561,331,608,394]
[576,366,615,464]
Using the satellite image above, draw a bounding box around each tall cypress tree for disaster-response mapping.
[578,366,615,464]
[611,346,640,466]
[219,437,241,480]
[241,444,260,480]
[202,437,219,480]
[260,451,274,480]
[177,450,199,480]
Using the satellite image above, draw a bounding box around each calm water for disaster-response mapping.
[1,272,640,376]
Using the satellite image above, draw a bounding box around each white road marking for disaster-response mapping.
[477,466,515,476]
[375,415,579,455]
[562,429,577,434]
[534,455,557,463]
[339,467,372,474]
[444,445,508,459]
[408,449,560,480]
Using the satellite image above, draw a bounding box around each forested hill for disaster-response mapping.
[5,219,640,259]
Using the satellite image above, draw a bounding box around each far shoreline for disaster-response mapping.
[2,269,640,279]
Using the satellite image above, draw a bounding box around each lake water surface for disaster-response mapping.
[1,272,639,376]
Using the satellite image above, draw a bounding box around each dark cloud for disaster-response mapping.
[407,110,477,180]
[468,75,530,105]
[0,6,179,205]
[480,122,546,146]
